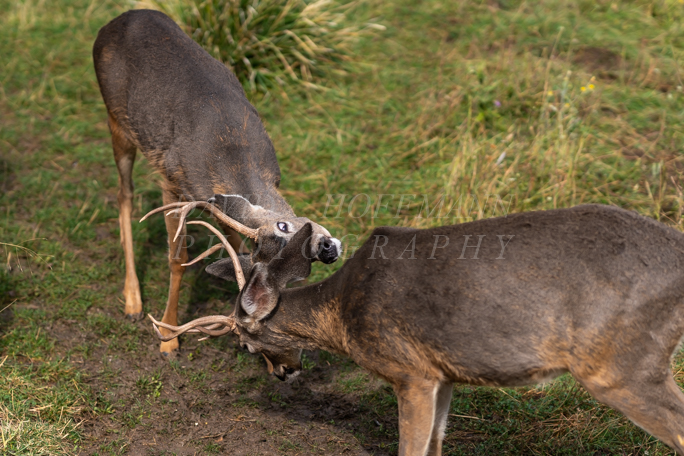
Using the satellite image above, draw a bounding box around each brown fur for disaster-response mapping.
[207,205,684,455]
[92,10,340,354]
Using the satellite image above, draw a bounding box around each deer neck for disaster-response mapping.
[219,183,295,218]
[273,273,349,356]
[247,185,295,218]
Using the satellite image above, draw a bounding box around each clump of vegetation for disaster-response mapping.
[140,0,382,92]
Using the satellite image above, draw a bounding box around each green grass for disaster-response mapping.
[1,0,684,454]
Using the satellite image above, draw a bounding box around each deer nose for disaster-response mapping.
[317,237,341,264]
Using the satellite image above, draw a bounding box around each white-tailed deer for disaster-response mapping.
[92,10,341,355]
[152,204,684,455]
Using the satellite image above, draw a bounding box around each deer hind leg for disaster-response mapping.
[577,371,684,454]
[159,190,188,356]
[394,377,440,456]
[110,113,143,320]
[427,382,453,456]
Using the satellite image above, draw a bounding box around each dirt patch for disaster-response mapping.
[49,313,399,456]
[572,46,622,79]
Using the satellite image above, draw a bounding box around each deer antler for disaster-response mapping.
[144,202,251,342]
[183,220,246,289]
[148,314,238,341]
[181,243,223,268]
[140,201,258,241]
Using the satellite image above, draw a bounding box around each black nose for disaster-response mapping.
[318,237,339,264]
[284,367,296,375]
[274,372,286,381]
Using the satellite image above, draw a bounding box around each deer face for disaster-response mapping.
[253,216,341,265]
[208,194,341,266]
[206,225,315,381]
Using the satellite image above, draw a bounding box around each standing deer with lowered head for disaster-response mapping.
[92,9,341,355]
[153,204,684,455]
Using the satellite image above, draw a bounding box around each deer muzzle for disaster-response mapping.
[316,236,342,264]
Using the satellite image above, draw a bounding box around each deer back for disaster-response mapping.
[94,10,342,265]
[93,9,286,208]
[336,204,684,385]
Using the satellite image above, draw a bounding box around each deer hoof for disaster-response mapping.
[160,339,180,357]
[125,311,144,322]
[160,350,179,359]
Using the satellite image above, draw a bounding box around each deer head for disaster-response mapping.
[214,223,315,381]
[141,195,340,283]
[147,217,316,381]
[209,194,339,263]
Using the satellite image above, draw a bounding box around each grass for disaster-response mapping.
[1,0,684,454]
[0,350,89,454]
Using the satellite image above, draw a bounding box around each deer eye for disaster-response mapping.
[277,222,289,233]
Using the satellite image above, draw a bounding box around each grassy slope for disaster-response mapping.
[1,0,684,454]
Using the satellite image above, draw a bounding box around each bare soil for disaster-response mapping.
[50,311,398,455]
[572,46,623,78]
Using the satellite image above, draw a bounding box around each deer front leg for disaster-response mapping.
[217,223,250,254]
[110,114,143,320]
[394,377,440,456]
[159,190,188,356]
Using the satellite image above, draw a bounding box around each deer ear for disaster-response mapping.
[208,194,274,226]
[239,264,278,321]
[205,254,253,282]
[268,223,313,287]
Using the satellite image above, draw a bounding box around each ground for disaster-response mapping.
[2,0,684,454]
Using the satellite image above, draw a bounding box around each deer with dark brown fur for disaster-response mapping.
[153,204,684,455]
[92,9,341,355]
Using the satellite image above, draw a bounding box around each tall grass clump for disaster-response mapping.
[140,0,381,92]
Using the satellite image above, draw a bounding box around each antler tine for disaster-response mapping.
[140,202,188,222]
[181,243,224,268]
[186,220,246,289]
[148,314,238,342]
[172,201,258,243]
[153,319,228,334]
[140,201,258,240]
[172,202,203,242]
